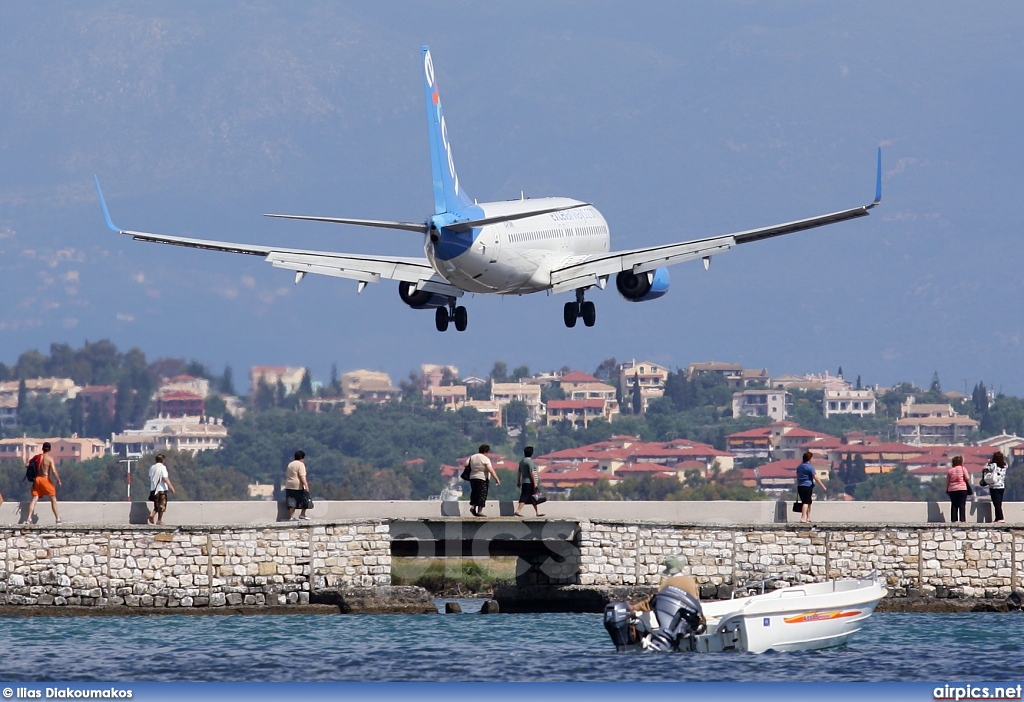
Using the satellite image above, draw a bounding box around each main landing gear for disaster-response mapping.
[436,302,468,332]
[563,289,596,328]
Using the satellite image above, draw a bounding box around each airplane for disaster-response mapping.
[95,45,881,333]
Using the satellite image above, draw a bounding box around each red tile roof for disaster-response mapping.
[726,427,773,440]
[559,371,601,383]
[757,459,828,479]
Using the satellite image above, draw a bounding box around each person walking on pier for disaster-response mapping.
[514,446,544,517]
[468,444,500,517]
[796,451,826,524]
[147,454,176,525]
[26,442,62,525]
[946,455,971,523]
[285,450,311,521]
[982,451,1008,523]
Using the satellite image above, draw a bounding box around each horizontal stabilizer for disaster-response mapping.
[264,214,427,233]
[445,202,592,233]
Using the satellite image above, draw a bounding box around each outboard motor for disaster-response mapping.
[646,585,704,652]
[603,602,633,652]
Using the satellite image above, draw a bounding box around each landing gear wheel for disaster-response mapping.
[453,306,468,332]
[563,302,579,328]
[435,306,450,332]
[581,301,596,327]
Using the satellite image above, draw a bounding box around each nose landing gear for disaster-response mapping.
[436,301,468,332]
[563,289,596,328]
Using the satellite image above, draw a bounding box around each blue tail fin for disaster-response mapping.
[422,46,472,215]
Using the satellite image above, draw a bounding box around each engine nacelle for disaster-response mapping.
[615,267,670,302]
[398,282,449,309]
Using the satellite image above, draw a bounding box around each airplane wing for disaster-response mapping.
[549,149,883,295]
[94,177,461,297]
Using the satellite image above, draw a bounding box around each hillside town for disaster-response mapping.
[0,344,1017,502]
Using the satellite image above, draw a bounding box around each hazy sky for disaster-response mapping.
[1,2,1022,394]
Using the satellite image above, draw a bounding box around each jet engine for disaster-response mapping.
[398,281,449,309]
[615,268,670,302]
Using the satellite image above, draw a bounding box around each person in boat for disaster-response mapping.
[605,556,705,651]
[796,451,827,523]
[628,556,702,612]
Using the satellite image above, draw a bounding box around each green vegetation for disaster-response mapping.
[569,469,767,501]
[5,344,1024,503]
[0,449,250,502]
[391,557,516,595]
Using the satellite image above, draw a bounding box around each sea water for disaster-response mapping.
[0,601,1021,682]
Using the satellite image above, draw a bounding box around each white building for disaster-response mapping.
[490,381,544,424]
[0,396,16,428]
[732,389,790,422]
[112,416,228,456]
[823,389,877,418]
[250,366,306,395]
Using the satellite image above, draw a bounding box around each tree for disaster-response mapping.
[253,378,275,411]
[853,467,935,501]
[837,366,843,378]
[972,382,989,418]
[541,385,565,404]
[511,365,530,381]
[219,365,236,396]
[981,395,1024,437]
[490,361,508,383]
[593,358,618,383]
[930,371,942,394]
[299,369,313,397]
[856,375,862,391]
[631,373,642,414]
[502,399,530,431]
[327,363,342,396]
[16,379,26,412]
[205,393,228,419]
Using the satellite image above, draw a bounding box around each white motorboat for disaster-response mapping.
[604,574,887,654]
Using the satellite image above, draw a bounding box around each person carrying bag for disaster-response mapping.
[514,446,545,518]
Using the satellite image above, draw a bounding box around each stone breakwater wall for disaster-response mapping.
[576,523,1020,597]
[0,522,390,608]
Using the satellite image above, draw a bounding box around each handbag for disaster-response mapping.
[792,501,802,513]
[460,460,472,481]
[148,490,157,502]
[532,489,547,506]
[965,481,973,497]
[303,490,314,509]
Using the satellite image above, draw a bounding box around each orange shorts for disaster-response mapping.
[32,476,56,497]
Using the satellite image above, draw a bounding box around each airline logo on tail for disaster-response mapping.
[424,49,460,199]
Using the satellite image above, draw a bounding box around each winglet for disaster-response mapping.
[94,175,121,232]
[868,147,882,209]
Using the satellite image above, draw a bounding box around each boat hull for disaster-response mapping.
[694,576,887,654]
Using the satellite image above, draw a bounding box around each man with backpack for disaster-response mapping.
[26,441,62,525]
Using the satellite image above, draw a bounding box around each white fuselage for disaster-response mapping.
[425,197,610,295]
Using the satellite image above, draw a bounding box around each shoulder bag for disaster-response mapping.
[461,459,472,481]
[963,468,973,496]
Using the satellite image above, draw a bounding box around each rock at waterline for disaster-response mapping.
[480,600,499,614]
[445,602,462,613]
